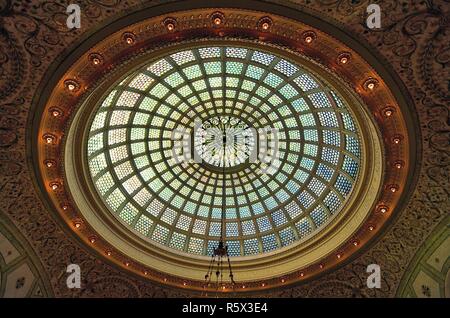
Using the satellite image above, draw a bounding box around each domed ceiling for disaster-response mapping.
[86,44,361,258]
[33,3,410,290]
[0,0,448,298]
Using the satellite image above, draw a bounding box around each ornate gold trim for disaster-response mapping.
[35,8,410,292]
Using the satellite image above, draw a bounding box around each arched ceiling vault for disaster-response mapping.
[0,0,448,297]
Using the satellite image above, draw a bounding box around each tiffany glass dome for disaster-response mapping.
[86,45,361,257]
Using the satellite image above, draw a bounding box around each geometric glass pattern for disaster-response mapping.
[87,45,361,256]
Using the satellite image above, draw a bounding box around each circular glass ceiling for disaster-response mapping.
[87,45,361,257]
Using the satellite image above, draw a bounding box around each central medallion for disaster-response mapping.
[194,116,255,168]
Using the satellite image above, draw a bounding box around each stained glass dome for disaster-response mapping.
[86,45,361,257]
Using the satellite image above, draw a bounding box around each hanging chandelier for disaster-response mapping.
[203,130,236,293]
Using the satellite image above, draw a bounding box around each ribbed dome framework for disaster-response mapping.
[86,45,361,257]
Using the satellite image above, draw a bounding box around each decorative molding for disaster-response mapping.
[33,8,410,292]
[0,217,53,297]
[397,216,450,298]
[0,0,445,297]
